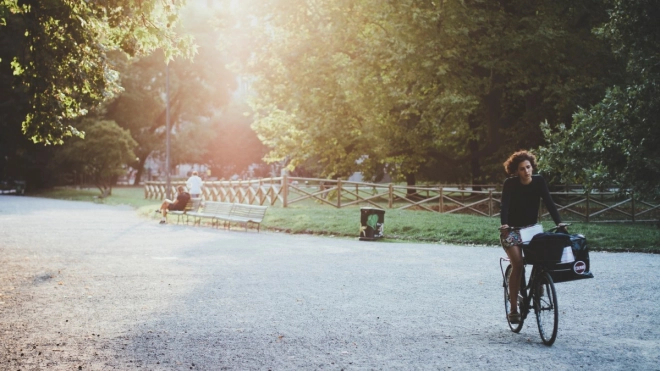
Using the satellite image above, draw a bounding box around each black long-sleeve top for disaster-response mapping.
[500,175,562,227]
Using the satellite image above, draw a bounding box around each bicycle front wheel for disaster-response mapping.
[504,264,524,333]
[534,271,558,345]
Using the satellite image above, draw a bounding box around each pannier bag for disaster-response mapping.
[523,232,594,283]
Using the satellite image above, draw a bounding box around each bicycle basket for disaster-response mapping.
[522,232,571,265]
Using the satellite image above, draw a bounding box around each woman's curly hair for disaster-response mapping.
[503,150,538,176]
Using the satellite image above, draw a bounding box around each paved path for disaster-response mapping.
[1,196,659,370]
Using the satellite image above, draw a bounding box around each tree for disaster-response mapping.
[202,102,267,179]
[435,0,622,183]
[50,119,137,197]
[105,3,237,184]
[223,0,619,185]
[0,0,194,144]
[539,0,660,197]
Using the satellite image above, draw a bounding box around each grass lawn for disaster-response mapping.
[31,186,157,208]
[31,186,660,253]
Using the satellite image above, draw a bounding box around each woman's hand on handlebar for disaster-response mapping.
[549,223,571,233]
[499,224,510,231]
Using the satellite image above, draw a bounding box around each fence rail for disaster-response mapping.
[144,176,659,223]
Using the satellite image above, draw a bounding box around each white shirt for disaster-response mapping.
[186,175,203,195]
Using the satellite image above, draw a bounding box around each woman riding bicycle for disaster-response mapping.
[499,150,567,324]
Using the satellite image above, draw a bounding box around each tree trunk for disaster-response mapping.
[471,83,504,189]
[133,154,150,185]
[468,115,483,190]
[96,182,111,198]
[469,138,482,191]
[405,172,418,198]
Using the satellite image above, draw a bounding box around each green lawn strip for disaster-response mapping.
[32,186,660,252]
[31,186,157,208]
[263,206,660,252]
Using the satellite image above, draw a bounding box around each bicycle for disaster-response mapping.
[499,224,569,346]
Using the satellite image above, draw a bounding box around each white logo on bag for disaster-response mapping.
[574,261,586,274]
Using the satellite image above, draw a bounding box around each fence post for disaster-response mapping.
[282,173,289,208]
[586,192,590,223]
[337,179,342,208]
[631,190,635,223]
[389,183,393,208]
[489,190,493,217]
[439,187,444,213]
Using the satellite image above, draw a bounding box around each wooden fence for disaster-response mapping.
[144,176,660,223]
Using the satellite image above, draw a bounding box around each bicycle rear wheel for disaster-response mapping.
[534,271,558,345]
[504,264,524,332]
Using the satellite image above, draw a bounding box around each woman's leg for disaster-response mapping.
[505,244,524,313]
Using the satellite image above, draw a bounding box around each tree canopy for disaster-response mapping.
[49,118,137,196]
[3,0,657,196]
[105,3,258,184]
[223,0,618,184]
[539,0,660,197]
[0,0,194,144]
[2,1,264,188]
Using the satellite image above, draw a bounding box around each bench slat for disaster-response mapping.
[188,201,233,227]
[225,204,268,231]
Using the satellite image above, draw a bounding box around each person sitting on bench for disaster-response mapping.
[158,186,191,224]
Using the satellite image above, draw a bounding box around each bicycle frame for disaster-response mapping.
[500,256,559,345]
[500,258,542,317]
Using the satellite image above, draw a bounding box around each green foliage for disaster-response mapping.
[0,0,194,144]
[50,119,137,196]
[222,0,617,184]
[105,4,246,184]
[540,0,660,198]
[540,85,660,197]
[202,102,267,179]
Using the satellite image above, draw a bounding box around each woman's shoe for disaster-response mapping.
[508,312,521,324]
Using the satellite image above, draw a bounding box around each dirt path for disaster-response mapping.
[1,196,659,370]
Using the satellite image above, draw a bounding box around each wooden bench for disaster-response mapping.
[188,201,233,228]
[168,197,202,224]
[188,201,268,232]
[218,204,268,232]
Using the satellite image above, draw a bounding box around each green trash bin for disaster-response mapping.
[359,207,385,241]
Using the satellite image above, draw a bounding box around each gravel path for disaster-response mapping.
[1,196,659,370]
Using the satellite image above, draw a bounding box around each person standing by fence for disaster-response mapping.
[186,171,203,198]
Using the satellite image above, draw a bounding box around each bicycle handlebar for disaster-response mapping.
[547,223,571,232]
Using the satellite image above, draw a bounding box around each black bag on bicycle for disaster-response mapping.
[523,232,594,283]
